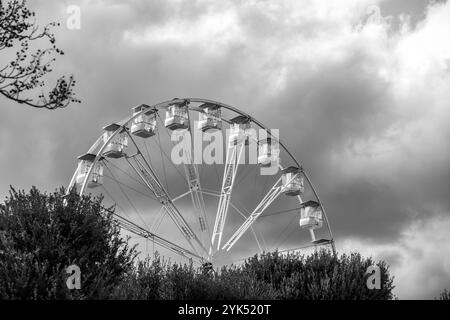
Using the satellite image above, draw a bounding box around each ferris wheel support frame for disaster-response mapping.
[201,188,266,253]
[211,138,245,251]
[182,112,212,255]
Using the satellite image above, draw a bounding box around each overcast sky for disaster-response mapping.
[0,0,449,299]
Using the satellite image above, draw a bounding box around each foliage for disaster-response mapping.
[111,255,279,300]
[0,187,136,299]
[0,0,79,109]
[438,289,450,300]
[113,250,395,300]
[0,186,395,300]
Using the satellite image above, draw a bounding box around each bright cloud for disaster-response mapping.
[340,215,450,299]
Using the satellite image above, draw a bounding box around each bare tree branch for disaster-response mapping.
[0,0,79,110]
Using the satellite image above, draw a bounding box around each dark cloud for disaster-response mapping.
[1,0,449,298]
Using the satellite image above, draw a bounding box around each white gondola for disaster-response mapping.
[165,103,189,130]
[102,123,128,158]
[258,138,280,167]
[198,104,221,131]
[281,166,304,196]
[130,105,157,138]
[299,200,323,229]
[76,153,103,188]
[229,115,251,145]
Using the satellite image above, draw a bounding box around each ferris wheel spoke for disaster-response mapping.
[154,113,191,187]
[103,159,149,191]
[277,223,300,249]
[260,207,300,218]
[230,199,264,254]
[180,130,211,254]
[258,228,268,251]
[200,188,263,252]
[124,132,208,257]
[100,184,132,220]
[222,173,294,252]
[183,162,210,251]
[154,128,171,193]
[103,162,151,230]
[171,189,193,202]
[187,109,212,242]
[211,139,245,251]
[250,226,264,253]
[156,112,212,252]
[160,106,212,254]
[150,206,166,233]
[103,173,157,203]
[113,211,202,263]
[125,153,205,257]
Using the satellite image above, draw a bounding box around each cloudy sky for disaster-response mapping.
[1,0,449,299]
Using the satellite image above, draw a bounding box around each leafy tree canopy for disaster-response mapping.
[0,187,136,299]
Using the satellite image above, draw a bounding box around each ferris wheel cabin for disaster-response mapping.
[299,200,323,230]
[165,103,189,130]
[281,166,304,196]
[102,123,128,158]
[76,153,104,188]
[229,115,251,145]
[131,105,157,138]
[258,137,280,167]
[198,103,222,131]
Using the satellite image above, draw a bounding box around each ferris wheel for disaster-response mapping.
[67,98,336,264]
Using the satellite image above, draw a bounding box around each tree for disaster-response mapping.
[0,187,136,299]
[438,289,450,300]
[0,0,79,109]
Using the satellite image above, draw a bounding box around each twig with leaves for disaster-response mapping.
[0,0,79,109]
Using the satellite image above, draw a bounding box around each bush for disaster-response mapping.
[114,250,395,300]
[113,256,279,300]
[438,289,450,300]
[0,187,136,299]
